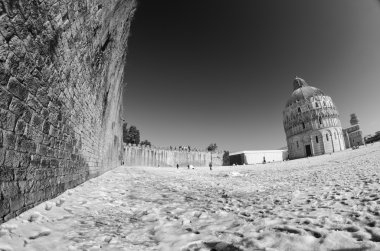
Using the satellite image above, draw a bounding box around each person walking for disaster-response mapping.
[209,162,212,171]
[176,163,179,169]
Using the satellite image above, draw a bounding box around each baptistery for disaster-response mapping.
[283,77,345,159]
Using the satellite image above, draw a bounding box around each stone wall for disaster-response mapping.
[0,0,136,222]
[123,145,223,167]
[287,127,345,159]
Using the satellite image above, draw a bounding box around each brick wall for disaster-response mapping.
[0,0,136,222]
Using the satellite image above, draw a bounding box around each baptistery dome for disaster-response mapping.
[286,77,326,107]
[283,77,345,159]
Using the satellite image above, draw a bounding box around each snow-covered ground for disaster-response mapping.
[1,143,380,251]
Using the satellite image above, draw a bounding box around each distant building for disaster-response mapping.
[283,77,345,160]
[342,114,364,148]
[229,150,288,165]
[365,131,380,144]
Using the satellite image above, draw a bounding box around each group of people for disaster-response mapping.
[176,163,213,170]
[176,163,194,169]
[169,145,202,152]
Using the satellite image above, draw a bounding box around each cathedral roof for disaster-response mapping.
[286,77,326,107]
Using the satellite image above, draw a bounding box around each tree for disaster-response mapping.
[223,151,230,166]
[207,143,218,166]
[207,143,218,152]
[350,113,359,126]
[126,125,140,145]
[122,123,128,143]
[140,140,151,147]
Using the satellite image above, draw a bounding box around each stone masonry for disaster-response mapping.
[283,77,345,159]
[0,0,136,222]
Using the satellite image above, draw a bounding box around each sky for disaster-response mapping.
[122,0,380,152]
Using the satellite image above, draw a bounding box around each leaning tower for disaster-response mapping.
[283,77,345,159]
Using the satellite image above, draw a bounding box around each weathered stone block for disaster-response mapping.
[47,147,54,157]
[53,149,58,158]
[24,177,35,192]
[14,168,27,182]
[24,124,44,143]
[41,107,49,119]
[5,53,20,77]
[17,181,27,193]
[48,125,58,137]
[48,111,59,126]
[0,182,19,198]
[0,15,15,41]
[30,113,43,129]
[0,199,10,219]
[36,87,49,107]
[19,153,30,168]
[9,194,25,212]
[0,167,14,182]
[0,87,11,109]
[4,150,21,168]
[8,36,26,59]
[0,108,16,131]
[12,12,30,40]
[40,157,50,168]
[36,144,48,156]
[23,53,37,75]
[0,35,8,62]
[0,147,5,166]
[24,191,37,206]
[15,119,26,135]
[24,75,41,96]
[3,131,16,150]
[42,134,50,145]
[16,136,36,154]
[29,155,41,169]
[58,159,66,169]
[54,139,61,149]
[50,159,59,168]
[31,68,42,80]
[7,77,28,101]
[9,97,27,117]
[27,94,43,113]
[22,107,32,123]
[0,64,11,86]
[42,120,50,134]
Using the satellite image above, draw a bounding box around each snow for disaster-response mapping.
[1,143,380,250]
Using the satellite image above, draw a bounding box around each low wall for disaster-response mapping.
[123,145,223,167]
